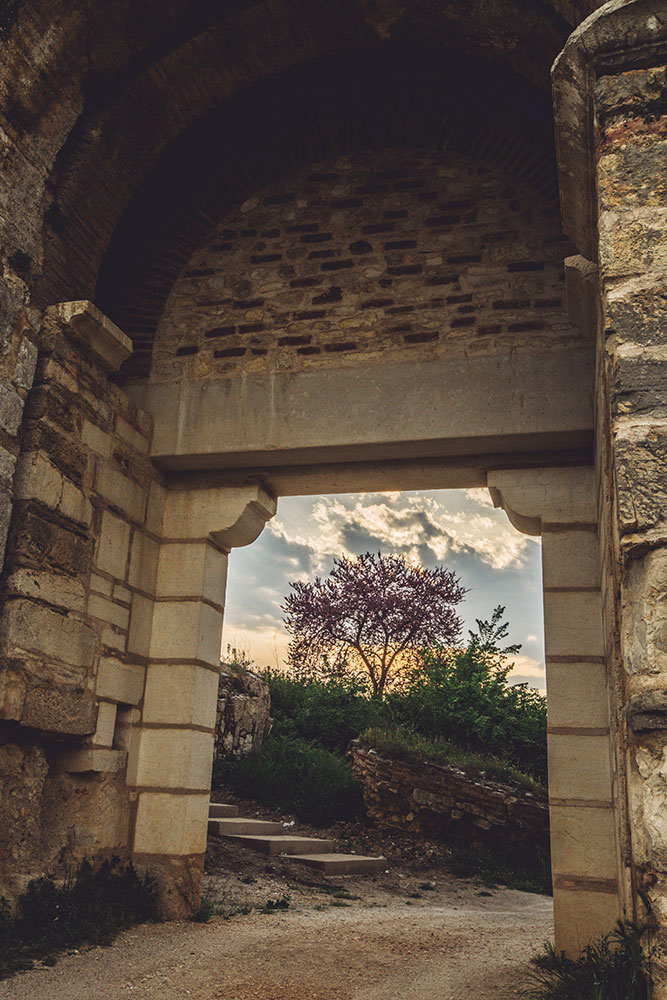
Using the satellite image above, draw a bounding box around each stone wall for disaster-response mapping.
[349,745,550,857]
[0,300,159,899]
[152,149,581,384]
[214,662,271,760]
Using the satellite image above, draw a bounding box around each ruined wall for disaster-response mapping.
[152,149,581,383]
[0,302,160,899]
[349,744,550,856]
[214,662,271,760]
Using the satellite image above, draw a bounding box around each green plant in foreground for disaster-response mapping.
[0,857,159,978]
[526,909,654,999]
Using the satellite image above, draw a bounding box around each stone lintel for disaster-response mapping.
[552,0,667,258]
[487,466,597,536]
[55,300,132,372]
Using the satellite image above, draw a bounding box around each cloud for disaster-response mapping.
[268,489,535,574]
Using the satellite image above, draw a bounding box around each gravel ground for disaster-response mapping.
[1,799,553,999]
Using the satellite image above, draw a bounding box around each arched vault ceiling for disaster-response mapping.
[0,0,600,356]
[6,0,587,301]
[91,45,561,378]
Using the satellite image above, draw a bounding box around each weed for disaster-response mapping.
[261,896,291,913]
[216,901,253,920]
[329,900,351,908]
[525,908,654,999]
[192,892,216,923]
[447,845,552,896]
[0,857,158,980]
[331,890,360,900]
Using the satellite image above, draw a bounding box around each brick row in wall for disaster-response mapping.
[153,149,581,383]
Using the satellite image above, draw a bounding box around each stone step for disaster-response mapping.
[209,802,239,818]
[208,817,284,836]
[223,834,337,856]
[286,853,388,875]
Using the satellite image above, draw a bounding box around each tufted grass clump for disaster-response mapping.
[0,857,159,979]
[526,909,654,1000]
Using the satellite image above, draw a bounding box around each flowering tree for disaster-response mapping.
[283,552,467,697]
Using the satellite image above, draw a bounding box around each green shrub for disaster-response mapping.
[268,672,387,754]
[213,734,365,825]
[389,609,547,782]
[0,857,159,978]
[359,726,545,795]
[526,911,654,999]
[447,845,552,896]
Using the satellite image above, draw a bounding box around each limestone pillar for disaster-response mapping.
[126,483,275,916]
[489,467,622,954]
[553,0,667,985]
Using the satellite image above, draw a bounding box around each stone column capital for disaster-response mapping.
[488,466,597,535]
[51,300,132,372]
[162,481,276,549]
[552,0,667,258]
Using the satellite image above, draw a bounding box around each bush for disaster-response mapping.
[388,610,547,782]
[213,734,365,825]
[359,726,544,795]
[0,857,159,978]
[268,672,387,753]
[448,845,552,896]
[526,910,654,999]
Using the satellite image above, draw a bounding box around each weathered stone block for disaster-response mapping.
[13,451,92,525]
[622,549,667,679]
[128,530,160,593]
[96,657,145,704]
[543,591,604,659]
[5,566,86,612]
[547,733,612,802]
[92,700,118,747]
[95,464,147,524]
[542,530,600,589]
[95,509,131,578]
[88,592,130,629]
[132,728,214,789]
[59,748,127,774]
[13,336,38,390]
[156,540,227,602]
[550,804,617,879]
[0,377,24,435]
[143,663,219,729]
[149,600,222,665]
[1,597,97,666]
[615,426,667,533]
[7,506,93,576]
[127,592,154,657]
[81,419,112,458]
[546,661,610,730]
[132,791,209,855]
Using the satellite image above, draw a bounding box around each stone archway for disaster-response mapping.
[2,0,667,992]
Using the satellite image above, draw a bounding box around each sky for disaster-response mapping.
[222,488,545,692]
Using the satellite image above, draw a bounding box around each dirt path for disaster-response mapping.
[1,884,551,999]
